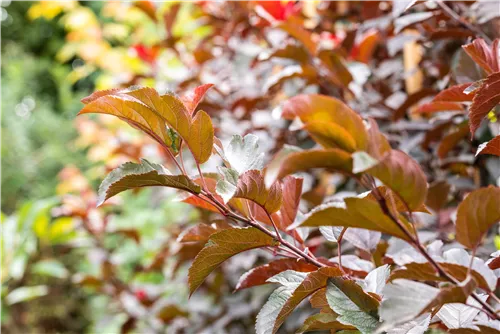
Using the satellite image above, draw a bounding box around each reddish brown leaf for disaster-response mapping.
[366,118,392,159]
[462,38,499,75]
[434,83,475,102]
[188,227,278,295]
[278,176,302,228]
[437,123,470,159]
[180,84,214,115]
[233,170,283,214]
[235,258,317,291]
[477,135,500,157]
[455,186,500,250]
[425,180,451,211]
[281,94,368,150]
[365,150,428,211]
[469,72,500,136]
[303,121,357,152]
[276,149,353,180]
[414,101,465,114]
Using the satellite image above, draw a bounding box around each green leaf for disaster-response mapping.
[256,286,296,334]
[299,197,414,242]
[276,149,353,180]
[97,159,201,206]
[233,170,283,214]
[363,150,428,211]
[188,227,277,295]
[6,285,48,305]
[326,279,380,334]
[215,167,239,203]
[224,134,265,174]
[32,260,69,279]
[455,186,500,250]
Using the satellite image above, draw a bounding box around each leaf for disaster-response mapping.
[433,83,475,102]
[278,176,302,230]
[394,12,435,33]
[449,325,500,334]
[272,267,343,333]
[469,72,500,136]
[177,221,230,243]
[180,83,213,115]
[6,285,48,305]
[187,110,214,164]
[188,227,277,295]
[97,159,201,206]
[343,228,381,253]
[326,278,380,334]
[366,118,392,159]
[462,38,499,75]
[392,0,417,17]
[437,122,470,159]
[364,150,428,211]
[156,304,188,324]
[276,149,353,180]
[32,260,69,279]
[414,101,465,114]
[352,151,379,173]
[387,314,430,334]
[363,265,391,295]
[437,294,488,329]
[425,181,451,211]
[233,170,283,214]
[364,186,430,214]
[224,134,265,174]
[380,279,439,326]
[297,313,354,333]
[281,94,368,150]
[455,186,500,250]
[477,135,500,157]
[215,167,239,203]
[264,145,302,187]
[235,258,317,291]
[79,91,172,147]
[299,197,413,242]
[275,21,317,55]
[303,121,357,152]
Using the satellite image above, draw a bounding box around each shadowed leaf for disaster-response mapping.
[188,227,277,295]
[233,170,283,214]
[476,135,500,157]
[456,186,500,250]
[469,72,500,136]
[97,159,200,206]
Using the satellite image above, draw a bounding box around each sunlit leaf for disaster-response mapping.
[297,313,354,333]
[433,83,475,102]
[455,186,500,250]
[276,149,353,180]
[304,121,357,152]
[363,150,428,211]
[215,167,239,203]
[281,94,368,150]
[188,227,277,295]
[224,134,265,174]
[299,197,414,242]
[97,159,200,206]
[180,83,214,115]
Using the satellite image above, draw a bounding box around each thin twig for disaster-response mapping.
[437,1,492,43]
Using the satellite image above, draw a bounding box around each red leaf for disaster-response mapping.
[477,135,500,157]
[469,72,500,136]
[235,258,317,291]
[278,176,302,230]
[415,101,464,114]
[462,38,500,75]
[433,83,475,102]
[180,84,214,115]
